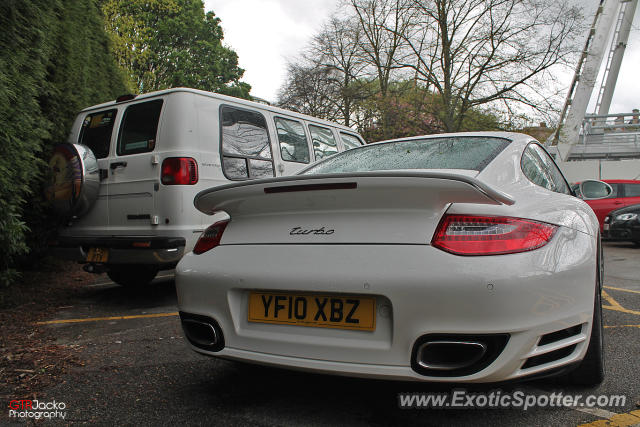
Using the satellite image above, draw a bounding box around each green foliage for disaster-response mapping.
[0,0,128,286]
[102,0,250,97]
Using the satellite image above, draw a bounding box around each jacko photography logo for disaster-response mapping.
[8,399,68,420]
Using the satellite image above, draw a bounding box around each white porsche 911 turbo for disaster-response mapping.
[176,132,610,385]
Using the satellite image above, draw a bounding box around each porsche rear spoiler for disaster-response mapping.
[194,171,514,216]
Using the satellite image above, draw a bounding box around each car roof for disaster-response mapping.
[80,87,359,133]
[607,203,640,216]
[602,179,640,184]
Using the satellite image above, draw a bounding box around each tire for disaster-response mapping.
[565,239,605,386]
[46,144,100,219]
[107,265,159,287]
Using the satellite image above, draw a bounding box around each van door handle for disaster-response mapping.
[110,161,128,170]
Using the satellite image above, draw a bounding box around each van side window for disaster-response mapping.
[340,132,363,150]
[274,117,310,163]
[117,100,163,156]
[79,109,117,159]
[221,106,274,180]
[309,125,338,160]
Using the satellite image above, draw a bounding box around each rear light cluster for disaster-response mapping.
[193,220,229,254]
[432,215,557,256]
[161,157,198,185]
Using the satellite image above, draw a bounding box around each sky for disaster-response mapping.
[204,0,640,115]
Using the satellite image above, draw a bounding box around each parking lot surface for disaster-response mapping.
[4,242,640,425]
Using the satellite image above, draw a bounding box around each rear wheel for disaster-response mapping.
[566,239,605,386]
[107,265,159,287]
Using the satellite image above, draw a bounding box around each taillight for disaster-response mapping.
[193,220,229,254]
[161,157,198,185]
[432,215,557,256]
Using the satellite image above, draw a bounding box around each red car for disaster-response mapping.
[573,180,640,231]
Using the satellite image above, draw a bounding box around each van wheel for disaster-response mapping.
[107,265,158,287]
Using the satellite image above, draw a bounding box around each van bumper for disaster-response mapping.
[50,236,186,267]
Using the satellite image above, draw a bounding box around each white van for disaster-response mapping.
[48,88,365,286]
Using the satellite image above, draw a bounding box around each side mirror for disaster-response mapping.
[579,180,613,200]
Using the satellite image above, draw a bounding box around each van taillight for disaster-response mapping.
[193,220,229,254]
[432,215,557,256]
[161,157,198,185]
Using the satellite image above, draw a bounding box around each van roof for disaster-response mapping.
[81,87,360,134]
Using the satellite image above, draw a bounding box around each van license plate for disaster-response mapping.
[248,292,376,331]
[86,247,109,263]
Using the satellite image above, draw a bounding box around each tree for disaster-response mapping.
[277,63,343,122]
[0,0,128,286]
[350,0,415,138]
[308,16,367,126]
[101,0,250,97]
[399,0,582,131]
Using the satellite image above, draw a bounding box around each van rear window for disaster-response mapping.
[117,100,163,156]
[79,109,117,159]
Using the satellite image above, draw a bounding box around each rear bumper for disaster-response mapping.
[175,228,597,383]
[50,236,186,267]
[603,222,640,242]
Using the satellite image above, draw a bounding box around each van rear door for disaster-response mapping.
[106,99,164,232]
[72,109,116,232]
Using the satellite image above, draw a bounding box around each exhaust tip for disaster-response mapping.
[411,333,509,377]
[179,312,225,352]
[416,341,487,371]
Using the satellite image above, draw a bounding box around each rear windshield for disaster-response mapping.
[301,136,510,174]
[79,109,117,159]
[117,100,163,156]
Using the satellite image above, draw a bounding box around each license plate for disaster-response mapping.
[86,247,109,263]
[603,224,610,231]
[248,292,376,331]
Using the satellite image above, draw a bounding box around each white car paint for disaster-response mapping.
[176,132,602,383]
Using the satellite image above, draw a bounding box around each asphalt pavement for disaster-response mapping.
[4,242,640,426]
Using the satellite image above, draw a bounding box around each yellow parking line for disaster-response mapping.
[577,409,640,427]
[601,291,640,316]
[604,324,640,329]
[36,312,179,325]
[604,286,640,295]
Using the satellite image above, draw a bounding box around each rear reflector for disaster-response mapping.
[161,157,198,185]
[193,220,229,254]
[432,215,557,256]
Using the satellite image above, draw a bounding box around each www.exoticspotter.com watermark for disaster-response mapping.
[398,390,627,410]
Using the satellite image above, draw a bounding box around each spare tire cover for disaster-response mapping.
[46,143,100,218]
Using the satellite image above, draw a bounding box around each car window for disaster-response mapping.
[220,105,274,180]
[302,136,510,174]
[79,109,117,159]
[529,144,571,195]
[521,147,553,190]
[604,183,620,199]
[117,100,163,156]
[340,132,363,151]
[309,125,338,160]
[624,183,640,197]
[274,117,310,163]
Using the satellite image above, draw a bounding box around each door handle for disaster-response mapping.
[110,161,128,170]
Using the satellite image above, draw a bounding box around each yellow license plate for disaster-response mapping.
[86,247,109,263]
[248,292,376,331]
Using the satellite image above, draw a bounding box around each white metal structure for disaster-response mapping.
[49,88,364,286]
[553,0,638,161]
[176,133,606,385]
